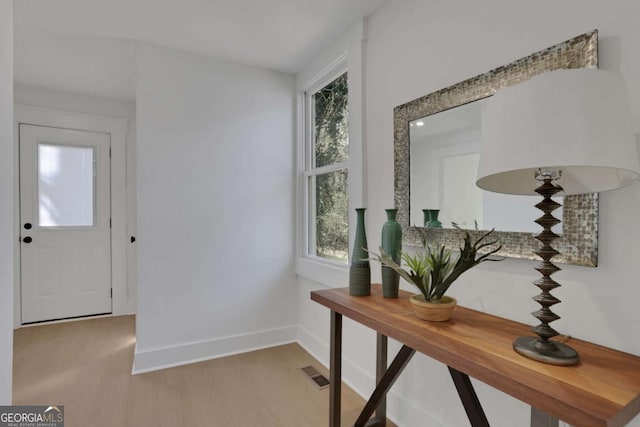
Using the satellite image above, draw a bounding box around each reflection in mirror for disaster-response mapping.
[409,101,562,233]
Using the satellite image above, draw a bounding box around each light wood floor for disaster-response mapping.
[13,315,389,427]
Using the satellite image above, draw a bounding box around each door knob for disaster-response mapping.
[23,236,32,243]
[24,223,32,230]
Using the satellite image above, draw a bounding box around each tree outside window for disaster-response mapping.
[307,72,349,263]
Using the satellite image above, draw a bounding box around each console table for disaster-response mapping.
[311,284,640,427]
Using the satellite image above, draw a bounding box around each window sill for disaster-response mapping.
[295,256,349,288]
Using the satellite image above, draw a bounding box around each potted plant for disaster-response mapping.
[369,229,502,321]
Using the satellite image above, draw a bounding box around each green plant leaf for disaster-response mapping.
[367,229,503,302]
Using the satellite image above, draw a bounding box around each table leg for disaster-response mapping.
[363,333,388,427]
[354,345,416,427]
[531,407,559,427]
[448,367,490,427]
[330,311,342,427]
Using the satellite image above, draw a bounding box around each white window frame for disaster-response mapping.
[295,21,366,287]
[303,63,350,265]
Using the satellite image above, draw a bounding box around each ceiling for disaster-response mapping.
[13,0,387,101]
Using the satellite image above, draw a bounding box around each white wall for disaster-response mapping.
[133,43,297,373]
[0,0,13,404]
[298,1,640,426]
[14,85,135,118]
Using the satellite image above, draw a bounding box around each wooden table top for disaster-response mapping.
[311,284,640,427]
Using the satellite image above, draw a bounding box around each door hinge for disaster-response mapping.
[110,289,113,298]
[109,148,112,158]
[110,218,112,228]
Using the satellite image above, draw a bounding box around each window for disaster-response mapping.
[304,72,349,263]
[38,143,96,227]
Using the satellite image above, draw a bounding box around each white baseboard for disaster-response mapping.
[297,325,440,427]
[132,325,297,374]
[131,324,441,426]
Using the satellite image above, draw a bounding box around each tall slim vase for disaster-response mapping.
[381,209,402,298]
[349,208,370,296]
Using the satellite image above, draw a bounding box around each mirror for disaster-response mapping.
[394,30,599,266]
[409,100,562,234]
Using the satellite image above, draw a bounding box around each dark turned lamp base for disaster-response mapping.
[513,336,579,366]
[514,175,580,367]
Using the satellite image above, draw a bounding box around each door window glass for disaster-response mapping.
[38,143,96,227]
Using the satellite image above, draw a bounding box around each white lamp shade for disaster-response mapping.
[477,69,640,195]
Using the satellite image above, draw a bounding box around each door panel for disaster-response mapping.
[78,246,106,292]
[20,124,112,323]
[36,247,59,296]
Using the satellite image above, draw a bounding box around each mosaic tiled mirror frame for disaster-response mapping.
[393,30,599,266]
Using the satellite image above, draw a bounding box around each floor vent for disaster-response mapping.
[299,366,330,390]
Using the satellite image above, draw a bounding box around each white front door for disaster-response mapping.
[19,124,112,324]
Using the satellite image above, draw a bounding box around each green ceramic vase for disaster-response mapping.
[349,208,370,296]
[425,209,442,228]
[381,209,402,298]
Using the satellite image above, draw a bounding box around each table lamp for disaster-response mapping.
[477,69,640,365]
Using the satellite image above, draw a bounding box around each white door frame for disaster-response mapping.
[14,105,129,327]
